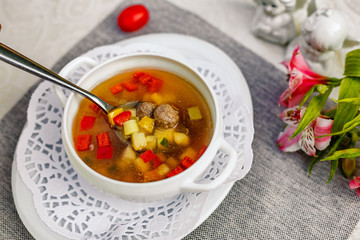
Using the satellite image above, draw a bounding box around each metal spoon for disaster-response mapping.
[0,42,135,145]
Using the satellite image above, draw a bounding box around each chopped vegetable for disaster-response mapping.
[138,74,152,85]
[96,146,113,159]
[144,169,161,182]
[123,119,139,135]
[139,149,157,163]
[80,116,96,131]
[180,156,196,169]
[131,132,147,151]
[197,146,207,159]
[128,108,137,118]
[110,83,123,95]
[174,132,190,146]
[167,166,183,178]
[96,132,111,148]
[89,102,100,113]
[150,92,164,105]
[187,106,202,120]
[122,81,139,91]
[145,136,157,150]
[152,155,162,168]
[107,108,124,125]
[76,135,92,151]
[113,111,131,126]
[154,129,175,148]
[180,147,197,160]
[134,157,151,173]
[157,164,171,176]
[165,157,178,169]
[138,116,155,134]
[133,72,145,79]
[121,146,137,161]
[160,138,169,147]
[147,77,163,93]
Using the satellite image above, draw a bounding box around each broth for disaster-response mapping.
[72,69,213,183]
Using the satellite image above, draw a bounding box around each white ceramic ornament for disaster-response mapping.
[251,0,297,45]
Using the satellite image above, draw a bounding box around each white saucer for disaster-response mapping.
[12,33,253,239]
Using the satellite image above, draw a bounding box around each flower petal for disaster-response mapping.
[349,177,360,189]
[299,127,316,156]
[314,116,333,151]
[279,106,306,127]
[277,125,301,152]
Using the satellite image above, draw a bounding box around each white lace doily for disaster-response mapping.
[15,40,253,239]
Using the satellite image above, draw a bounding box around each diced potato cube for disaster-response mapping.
[134,157,151,173]
[131,132,147,151]
[121,146,137,161]
[145,136,157,150]
[180,147,197,160]
[123,119,139,135]
[165,157,179,169]
[143,169,161,182]
[128,108,137,118]
[154,128,175,149]
[156,152,167,162]
[138,116,155,134]
[107,108,123,125]
[187,106,202,120]
[150,92,163,105]
[174,132,190,146]
[157,164,171,176]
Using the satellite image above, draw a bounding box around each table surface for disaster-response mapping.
[0,0,359,239]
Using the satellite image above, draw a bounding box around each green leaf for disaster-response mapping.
[320,148,360,161]
[322,107,337,118]
[292,87,332,138]
[344,49,360,77]
[299,85,315,107]
[333,97,360,105]
[327,160,338,183]
[332,77,360,132]
[160,138,168,147]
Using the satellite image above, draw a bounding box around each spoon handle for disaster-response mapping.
[0,42,113,113]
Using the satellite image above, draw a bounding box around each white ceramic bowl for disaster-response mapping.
[55,53,237,202]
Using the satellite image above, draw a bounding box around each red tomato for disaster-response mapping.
[117,4,149,32]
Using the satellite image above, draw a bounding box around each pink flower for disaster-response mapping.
[277,106,333,156]
[349,177,360,197]
[279,46,330,107]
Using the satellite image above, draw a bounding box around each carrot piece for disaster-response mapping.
[110,83,123,95]
[80,116,96,131]
[96,132,111,148]
[139,149,156,163]
[166,166,183,178]
[113,111,131,126]
[97,146,113,159]
[122,81,139,91]
[180,156,196,169]
[147,77,163,93]
[76,135,92,151]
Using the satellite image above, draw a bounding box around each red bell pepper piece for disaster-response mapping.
[197,146,207,159]
[97,146,113,159]
[80,116,96,131]
[96,132,111,148]
[180,156,196,169]
[147,77,163,93]
[152,155,162,168]
[75,134,92,151]
[122,81,139,91]
[167,166,183,178]
[139,149,157,163]
[110,83,123,95]
[133,72,145,80]
[113,111,131,126]
[89,102,100,113]
[138,74,153,85]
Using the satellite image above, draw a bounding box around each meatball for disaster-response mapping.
[154,104,179,128]
[137,102,156,120]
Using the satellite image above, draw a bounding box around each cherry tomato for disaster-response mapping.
[117,4,149,32]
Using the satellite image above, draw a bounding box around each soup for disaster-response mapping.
[72,69,212,183]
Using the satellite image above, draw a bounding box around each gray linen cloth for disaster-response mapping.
[0,0,358,239]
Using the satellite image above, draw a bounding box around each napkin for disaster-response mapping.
[0,0,359,239]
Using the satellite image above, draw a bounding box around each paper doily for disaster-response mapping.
[15,38,253,239]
